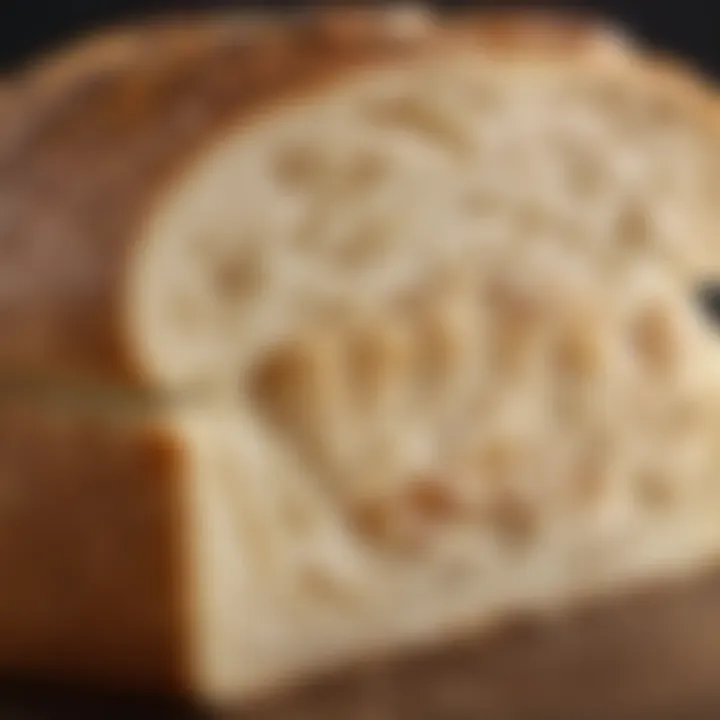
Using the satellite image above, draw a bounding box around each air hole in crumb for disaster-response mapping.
[478,437,520,486]
[347,325,394,404]
[212,251,264,302]
[299,565,357,606]
[274,144,324,189]
[566,155,602,198]
[553,319,602,379]
[629,303,679,373]
[571,446,608,508]
[616,204,651,250]
[352,477,459,554]
[462,190,496,217]
[250,343,310,429]
[405,474,459,522]
[485,279,542,374]
[488,491,537,547]
[635,469,674,510]
[248,337,340,479]
[353,499,417,552]
[367,95,470,155]
[515,203,555,238]
[331,222,391,268]
[337,153,389,195]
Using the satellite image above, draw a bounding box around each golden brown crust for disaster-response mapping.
[0,7,640,387]
[0,404,188,693]
[15,13,280,102]
[449,7,636,59]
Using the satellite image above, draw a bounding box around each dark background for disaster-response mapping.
[0,2,719,78]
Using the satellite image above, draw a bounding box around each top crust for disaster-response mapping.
[0,7,707,389]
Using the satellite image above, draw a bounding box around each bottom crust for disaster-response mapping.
[2,569,720,719]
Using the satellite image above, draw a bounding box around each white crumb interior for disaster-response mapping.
[131,57,720,701]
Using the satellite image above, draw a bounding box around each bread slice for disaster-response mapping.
[2,7,720,713]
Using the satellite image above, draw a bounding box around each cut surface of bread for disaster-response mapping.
[2,7,720,712]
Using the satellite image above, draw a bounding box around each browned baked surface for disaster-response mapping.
[0,403,189,693]
[0,7,637,386]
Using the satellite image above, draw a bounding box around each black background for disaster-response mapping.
[0,2,719,78]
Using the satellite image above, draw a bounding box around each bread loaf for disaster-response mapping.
[2,7,720,713]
